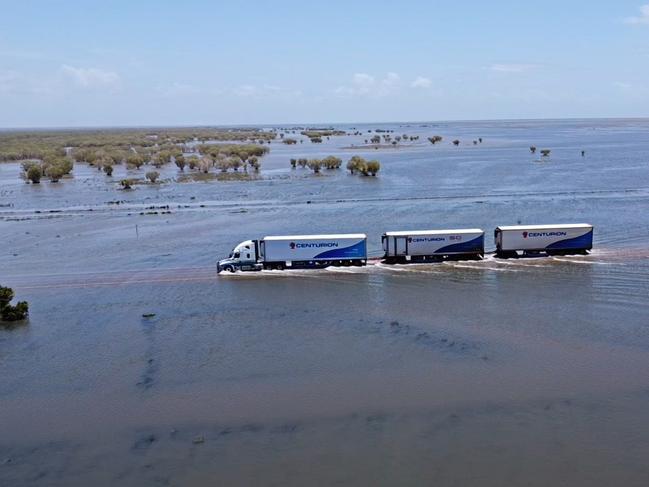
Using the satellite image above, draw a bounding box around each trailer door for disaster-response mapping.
[395,237,408,256]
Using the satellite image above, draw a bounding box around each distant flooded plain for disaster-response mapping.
[2,119,649,486]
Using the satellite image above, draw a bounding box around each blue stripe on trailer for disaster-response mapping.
[314,240,367,259]
[435,235,484,254]
[545,230,593,250]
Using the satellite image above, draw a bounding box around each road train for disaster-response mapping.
[217,224,593,273]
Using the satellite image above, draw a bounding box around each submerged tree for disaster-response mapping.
[530,146,537,154]
[307,159,322,173]
[452,139,460,146]
[146,171,160,183]
[27,165,42,184]
[540,149,551,157]
[0,285,28,322]
[427,135,443,144]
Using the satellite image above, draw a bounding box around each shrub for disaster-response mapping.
[307,159,322,173]
[540,149,551,157]
[290,158,297,168]
[427,135,443,144]
[103,164,113,176]
[283,138,298,145]
[310,137,323,143]
[530,146,537,154]
[322,156,342,170]
[248,156,260,172]
[21,160,39,173]
[127,154,146,169]
[187,155,200,170]
[174,155,186,171]
[27,165,42,183]
[297,158,308,168]
[452,139,460,146]
[120,179,134,189]
[46,165,65,182]
[146,171,160,183]
[366,160,381,176]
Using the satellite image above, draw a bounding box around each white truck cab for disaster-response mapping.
[217,240,261,272]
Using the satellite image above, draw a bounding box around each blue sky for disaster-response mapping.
[1,1,648,127]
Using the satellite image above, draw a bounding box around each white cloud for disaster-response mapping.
[156,82,201,97]
[490,63,538,73]
[411,76,432,88]
[60,65,121,89]
[625,4,649,24]
[614,81,632,90]
[335,72,401,97]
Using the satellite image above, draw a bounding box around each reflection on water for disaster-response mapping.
[2,119,649,486]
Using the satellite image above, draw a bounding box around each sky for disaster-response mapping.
[1,1,649,127]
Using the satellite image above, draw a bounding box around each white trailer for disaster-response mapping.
[382,229,485,263]
[218,234,367,272]
[495,224,593,257]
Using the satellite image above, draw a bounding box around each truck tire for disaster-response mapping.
[223,265,236,273]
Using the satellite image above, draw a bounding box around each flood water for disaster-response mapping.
[1,119,649,486]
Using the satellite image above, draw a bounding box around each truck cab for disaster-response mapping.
[217,240,261,273]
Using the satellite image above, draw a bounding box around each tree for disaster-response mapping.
[187,155,200,170]
[46,165,65,182]
[27,165,42,184]
[297,158,308,168]
[1,285,29,322]
[0,286,14,309]
[174,155,186,171]
[290,158,297,168]
[307,159,322,173]
[103,164,114,176]
[540,149,551,157]
[530,146,537,154]
[127,154,146,169]
[283,138,298,145]
[427,135,443,144]
[370,135,381,144]
[452,140,460,146]
[121,179,134,189]
[250,156,261,171]
[366,160,381,176]
[322,156,342,169]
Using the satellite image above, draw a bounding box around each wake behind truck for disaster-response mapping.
[217,234,367,272]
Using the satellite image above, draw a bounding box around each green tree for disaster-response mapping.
[46,165,65,182]
[307,159,322,173]
[174,155,186,171]
[366,160,381,176]
[0,286,14,309]
[27,165,42,183]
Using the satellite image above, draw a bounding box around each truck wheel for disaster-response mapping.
[224,265,235,273]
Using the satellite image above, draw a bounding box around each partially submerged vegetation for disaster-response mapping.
[0,285,29,323]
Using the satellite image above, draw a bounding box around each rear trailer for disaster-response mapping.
[495,224,593,257]
[382,229,484,263]
[260,234,367,269]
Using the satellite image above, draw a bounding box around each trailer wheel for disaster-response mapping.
[276,263,284,270]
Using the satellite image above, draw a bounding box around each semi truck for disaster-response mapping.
[217,234,367,272]
[494,224,593,258]
[382,229,484,263]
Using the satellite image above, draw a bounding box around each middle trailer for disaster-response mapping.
[382,229,485,263]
